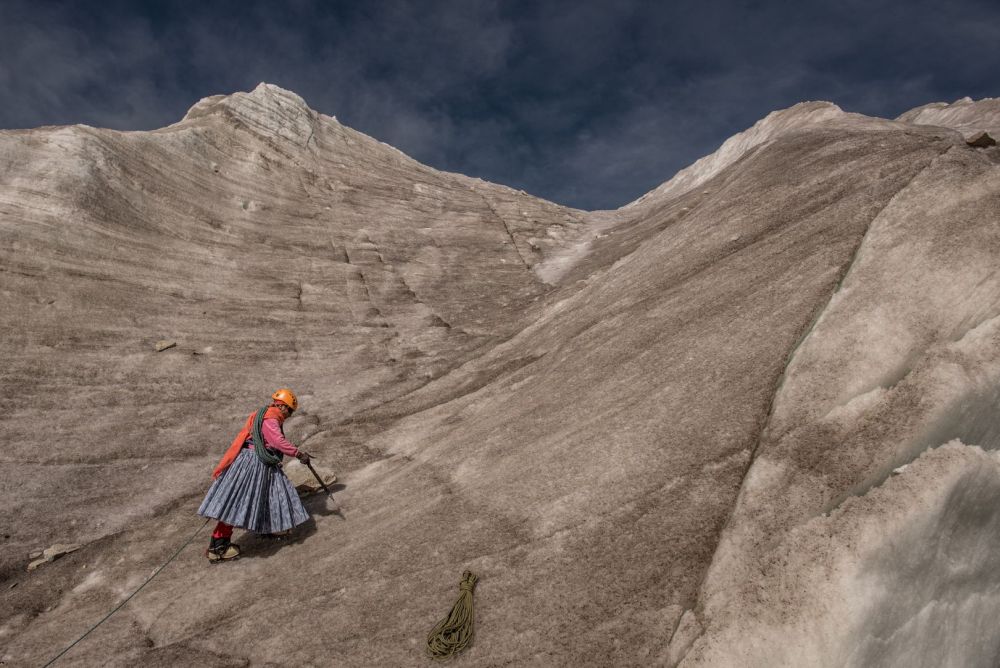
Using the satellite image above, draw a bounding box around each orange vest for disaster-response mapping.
[212,406,286,479]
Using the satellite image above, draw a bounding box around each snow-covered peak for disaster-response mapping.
[624,101,844,209]
[181,82,326,145]
[896,96,1000,139]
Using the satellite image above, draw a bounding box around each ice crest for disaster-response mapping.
[181,82,321,145]
[896,96,1000,140]
[625,101,844,208]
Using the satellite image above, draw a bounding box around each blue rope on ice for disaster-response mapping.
[42,518,211,666]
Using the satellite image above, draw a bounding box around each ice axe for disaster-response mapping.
[303,457,344,519]
[304,460,332,494]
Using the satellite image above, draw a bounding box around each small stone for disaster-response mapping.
[43,543,81,560]
[891,464,908,476]
[28,550,43,559]
[154,340,177,352]
[967,131,996,148]
[28,543,81,570]
[427,314,450,328]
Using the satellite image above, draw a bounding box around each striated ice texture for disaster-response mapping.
[2,84,1000,666]
[682,443,1000,667]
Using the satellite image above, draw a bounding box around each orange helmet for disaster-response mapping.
[271,388,298,411]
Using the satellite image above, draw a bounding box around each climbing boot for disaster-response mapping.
[206,537,241,563]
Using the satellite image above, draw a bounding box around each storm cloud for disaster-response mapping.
[2,0,998,209]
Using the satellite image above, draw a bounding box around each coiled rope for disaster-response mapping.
[42,518,210,667]
[426,570,478,660]
[251,404,282,466]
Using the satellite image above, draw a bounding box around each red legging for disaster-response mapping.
[212,522,234,540]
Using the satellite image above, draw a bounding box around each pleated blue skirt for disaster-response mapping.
[198,448,309,533]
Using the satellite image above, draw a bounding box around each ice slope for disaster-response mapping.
[677,110,1000,666]
[0,82,583,570]
[2,86,999,667]
[681,443,1000,667]
[534,102,847,285]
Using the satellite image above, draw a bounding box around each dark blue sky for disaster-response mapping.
[3,0,998,209]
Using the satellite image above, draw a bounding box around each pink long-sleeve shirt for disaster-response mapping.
[245,418,300,457]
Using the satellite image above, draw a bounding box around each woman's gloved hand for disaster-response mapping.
[296,451,311,465]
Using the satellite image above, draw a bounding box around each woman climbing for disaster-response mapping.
[198,388,312,562]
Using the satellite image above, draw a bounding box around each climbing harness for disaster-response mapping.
[42,518,211,666]
[426,571,479,660]
[251,404,283,466]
